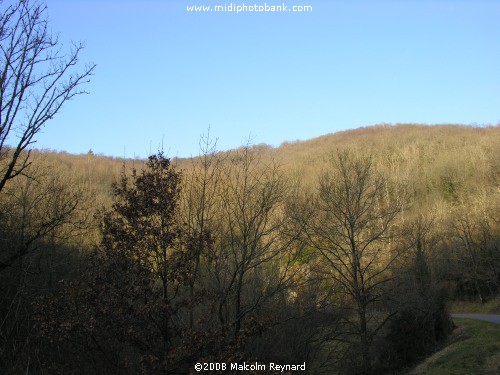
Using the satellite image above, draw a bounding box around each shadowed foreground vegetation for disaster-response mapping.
[451,297,500,315]
[1,124,499,374]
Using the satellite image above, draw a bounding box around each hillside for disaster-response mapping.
[17,123,498,251]
[409,317,500,375]
[33,123,500,180]
[32,123,499,208]
[1,123,499,374]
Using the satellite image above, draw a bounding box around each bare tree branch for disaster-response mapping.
[0,0,95,193]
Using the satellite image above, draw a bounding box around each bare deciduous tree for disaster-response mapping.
[304,150,406,374]
[180,129,223,329]
[0,0,95,193]
[209,145,300,340]
[0,155,90,370]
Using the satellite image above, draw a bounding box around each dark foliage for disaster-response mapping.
[34,154,193,373]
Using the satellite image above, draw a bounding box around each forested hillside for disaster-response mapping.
[1,124,499,374]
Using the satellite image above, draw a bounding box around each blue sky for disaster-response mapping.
[34,0,499,158]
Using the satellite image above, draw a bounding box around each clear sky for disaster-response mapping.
[34,0,499,158]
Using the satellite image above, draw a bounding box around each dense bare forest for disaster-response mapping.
[1,1,499,373]
[1,123,499,374]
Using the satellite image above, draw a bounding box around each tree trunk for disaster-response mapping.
[359,306,372,374]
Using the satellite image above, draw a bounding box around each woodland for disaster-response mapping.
[1,1,499,374]
[1,123,499,374]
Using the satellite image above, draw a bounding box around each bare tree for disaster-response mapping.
[180,129,223,329]
[0,0,95,193]
[303,150,406,374]
[382,212,452,367]
[0,154,91,370]
[451,206,500,303]
[0,158,87,273]
[208,145,301,340]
